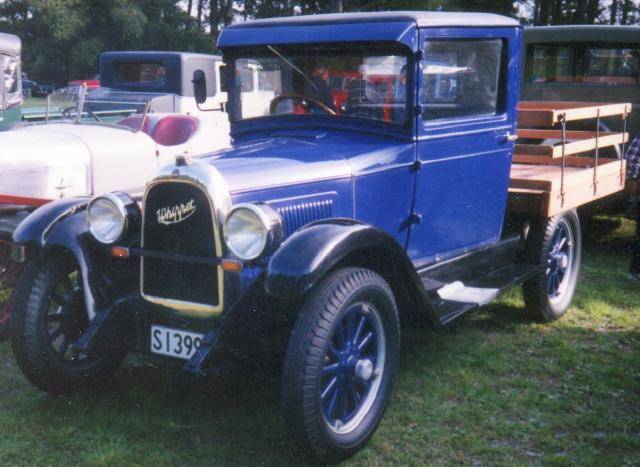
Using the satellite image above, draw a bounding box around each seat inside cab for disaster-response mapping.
[116,114,199,146]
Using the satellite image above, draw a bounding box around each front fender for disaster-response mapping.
[12,197,100,318]
[12,196,91,249]
[265,219,414,300]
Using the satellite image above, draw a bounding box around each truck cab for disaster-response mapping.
[0,33,22,130]
[10,12,591,463]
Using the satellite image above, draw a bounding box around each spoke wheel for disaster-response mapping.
[44,270,93,366]
[523,210,582,322]
[282,267,400,463]
[321,302,385,434]
[546,218,574,303]
[11,252,126,395]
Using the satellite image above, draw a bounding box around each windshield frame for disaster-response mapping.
[223,41,416,138]
[27,86,177,129]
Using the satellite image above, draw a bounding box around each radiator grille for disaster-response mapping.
[142,182,220,308]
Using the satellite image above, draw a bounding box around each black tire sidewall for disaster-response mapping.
[523,210,582,321]
[282,267,400,463]
[11,252,125,395]
[319,282,399,451]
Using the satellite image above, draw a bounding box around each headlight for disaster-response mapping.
[223,203,283,261]
[87,192,138,244]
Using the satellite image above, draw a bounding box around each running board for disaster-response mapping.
[426,263,539,325]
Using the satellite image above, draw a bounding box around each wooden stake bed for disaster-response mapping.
[514,129,628,161]
[508,101,631,217]
[518,101,631,127]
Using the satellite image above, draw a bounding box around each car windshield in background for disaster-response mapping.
[231,45,409,125]
[526,43,640,85]
[41,86,174,124]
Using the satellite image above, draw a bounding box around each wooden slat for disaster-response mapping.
[518,101,632,126]
[514,130,627,159]
[512,155,623,166]
[508,159,626,216]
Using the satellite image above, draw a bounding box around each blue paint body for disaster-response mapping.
[13,12,524,344]
[212,20,522,290]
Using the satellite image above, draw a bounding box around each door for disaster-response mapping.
[408,27,520,263]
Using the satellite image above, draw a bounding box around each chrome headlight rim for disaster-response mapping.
[223,203,283,261]
[87,192,131,245]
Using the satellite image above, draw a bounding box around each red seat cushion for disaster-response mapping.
[151,115,199,146]
[116,115,152,135]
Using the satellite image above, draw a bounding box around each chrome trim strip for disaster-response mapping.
[140,160,232,318]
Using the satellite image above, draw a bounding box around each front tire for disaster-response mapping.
[522,210,582,321]
[11,252,126,395]
[282,268,400,463]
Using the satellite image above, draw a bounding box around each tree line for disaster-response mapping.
[0,0,638,86]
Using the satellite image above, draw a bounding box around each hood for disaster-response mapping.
[0,123,158,202]
[200,130,413,194]
[0,127,91,201]
[201,132,358,194]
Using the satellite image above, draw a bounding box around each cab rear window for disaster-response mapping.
[114,62,167,84]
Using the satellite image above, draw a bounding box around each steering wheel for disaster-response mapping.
[61,106,103,123]
[269,93,336,116]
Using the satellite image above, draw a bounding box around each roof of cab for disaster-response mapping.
[0,32,21,57]
[226,11,520,29]
[219,11,519,51]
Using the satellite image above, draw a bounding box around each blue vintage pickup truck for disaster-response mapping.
[9,12,585,462]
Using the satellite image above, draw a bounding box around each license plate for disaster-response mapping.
[150,325,204,360]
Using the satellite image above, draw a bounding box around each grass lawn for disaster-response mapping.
[0,217,638,465]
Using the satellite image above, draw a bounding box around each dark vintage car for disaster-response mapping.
[522,25,640,137]
[10,12,595,462]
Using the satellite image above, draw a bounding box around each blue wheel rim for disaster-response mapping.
[546,219,574,302]
[320,301,385,434]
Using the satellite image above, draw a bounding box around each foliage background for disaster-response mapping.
[0,0,639,86]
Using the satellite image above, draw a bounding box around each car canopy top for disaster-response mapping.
[218,11,520,51]
[0,32,20,58]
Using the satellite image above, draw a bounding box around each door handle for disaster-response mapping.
[502,132,518,142]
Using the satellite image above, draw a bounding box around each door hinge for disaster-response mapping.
[399,213,422,231]
[411,160,423,172]
[414,104,423,116]
[414,49,424,60]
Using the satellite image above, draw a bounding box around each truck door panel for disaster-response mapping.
[409,27,520,262]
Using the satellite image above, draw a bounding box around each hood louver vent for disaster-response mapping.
[274,197,334,237]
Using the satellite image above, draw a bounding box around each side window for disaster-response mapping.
[220,63,256,93]
[422,39,504,121]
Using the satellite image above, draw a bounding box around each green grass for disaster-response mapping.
[0,217,638,465]
[21,97,47,109]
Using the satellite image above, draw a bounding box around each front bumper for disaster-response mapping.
[74,271,271,375]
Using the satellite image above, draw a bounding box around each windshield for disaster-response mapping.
[25,86,176,125]
[230,44,409,125]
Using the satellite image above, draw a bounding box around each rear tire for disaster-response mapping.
[522,210,582,321]
[282,267,400,463]
[11,251,126,395]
